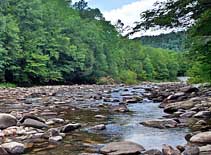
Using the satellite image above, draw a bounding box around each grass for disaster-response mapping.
[0,83,16,88]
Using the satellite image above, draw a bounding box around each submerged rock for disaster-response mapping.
[140,119,178,129]
[100,141,145,155]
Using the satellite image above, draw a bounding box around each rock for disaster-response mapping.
[166,92,185,100]
[100,141,145,155]
[193,111,211,118]
[60,123,81,133]
[183,146,199,155]
[22,118,48,129]
[190,131,211,144]
[1,142,25,154]
[180,111,196,118]
[0,147,9,155]
[162,144,181,155]
[91,124,106,130]
[140,119,178,129]
[0,113,17,129]
[181,86,199,94]
[95,115,106,119]
[112,104,129,113]
[199,145,211,155]
[176,145,185,152]
[143,149,162,155]
[164,98,201,114]
[49,136,63,143]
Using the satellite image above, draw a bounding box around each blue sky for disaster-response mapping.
[86,0,138,11]
[72,0,169,37]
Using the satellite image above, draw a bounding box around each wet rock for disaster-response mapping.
[60,123,81,133]
[142,149,162,155]
[162,144,181,155]
[95,115,106,119]
[100,141,145,155]
[180,111,196,118]
[91,124,106,130]
[0,113,17,129]
[166,92,185,101]
[123,96,143,104]
[22,118,48,129]
[190,131,211,144]
[193,111,211,118]
[112,104,129,113]
[183,146,199,155]
[0,147,9,155]
[49,136,63,143]
[185,133,194,142]
[141,119,178,129]
[176,145,185,152]
[164,98,201,114]
[199,145,211,155]
[1,142,25,154]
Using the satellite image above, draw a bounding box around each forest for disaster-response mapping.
[139,32,186,51]
[0,0,185,86]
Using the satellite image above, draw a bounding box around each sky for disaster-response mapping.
[72,0,169,37]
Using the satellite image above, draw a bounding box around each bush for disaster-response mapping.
[119,70,138,85]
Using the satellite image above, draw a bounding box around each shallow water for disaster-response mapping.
[25,86,189,154]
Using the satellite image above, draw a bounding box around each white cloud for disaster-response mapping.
[103,0,169,37]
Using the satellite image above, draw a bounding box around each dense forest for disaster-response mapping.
[0,0,185,86]
[132,0,211,83]
[138,32,186,51]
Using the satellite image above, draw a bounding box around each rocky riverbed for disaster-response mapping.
[0,83,210,155]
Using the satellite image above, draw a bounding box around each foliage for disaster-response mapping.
[132,0,211,83]
[138,32,186,51]
[0,0,184,85]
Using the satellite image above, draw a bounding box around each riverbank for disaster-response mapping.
[0,83,210,155]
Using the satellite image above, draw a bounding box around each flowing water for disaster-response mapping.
[25,86,189,155]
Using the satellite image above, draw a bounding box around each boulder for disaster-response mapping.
[22,118,48,129]
[162,144,181,155]
[100,141,145,155]
[190,132,211,144]
[199,145,211,155]
[183,146,199,155]
[193,111,211,118]
[164,98,201,114]
[140,119,178,129]
[91,124,106,130]
[60,123,81,133]
[143,149,162,155]
[1,142,25,154]
[0,147,9,155]
[0,113,17,129]
[180,111,196,118]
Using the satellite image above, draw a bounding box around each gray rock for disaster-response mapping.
[60,123,81,133]
[183,146,199,155]
[0,113,17,129]
[193,111,211,118]
[141,119,178,129]
[49,136,63,143]
[100,141,145,155]
[180,111,196,118]
[199,145,211,155]
[190,132,211,144]
[143,149,162,155]
[162,144,181,155]
[91,124,106,130]
[1,142,25,154]
[0,147,9,155]
[22,118,48,129]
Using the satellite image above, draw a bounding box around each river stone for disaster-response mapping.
[60,123,81,133]
[22,118,48,129]
[1,142,25,154]
[140,119,177,129]
[49,136,63,143]
[0,113,17,129]
[199,145,211,155]
[183,146,199,155]
[100,141,145,155]
[164,98,200,114]
[91,124,106,130]
[162,144,181,155]
[0,147,9,155]
[143,149,162,155]
[190,132,211,144]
